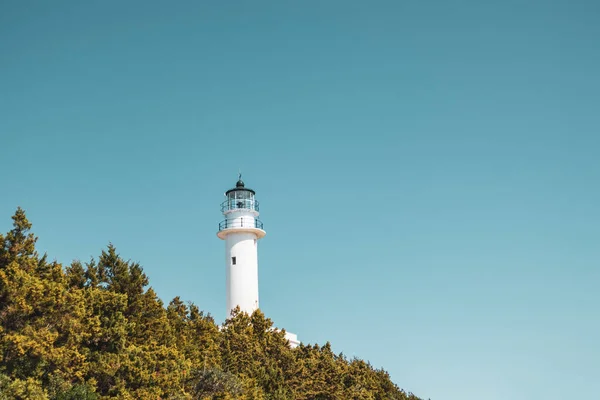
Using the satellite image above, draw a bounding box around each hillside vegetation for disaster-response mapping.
[0,208,422,399]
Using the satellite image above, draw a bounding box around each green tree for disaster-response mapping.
[55,383,99,400]
[0,208,422,400]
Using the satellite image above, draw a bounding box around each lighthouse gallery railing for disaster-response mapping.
[219,218,264,231]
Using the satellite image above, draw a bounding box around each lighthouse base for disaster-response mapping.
[285,331,300,348]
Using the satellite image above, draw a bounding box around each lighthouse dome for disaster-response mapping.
[226,178,255,195]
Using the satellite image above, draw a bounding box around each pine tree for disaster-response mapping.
[0,208,423,400]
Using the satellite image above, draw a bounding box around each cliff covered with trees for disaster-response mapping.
[0,208,421,400]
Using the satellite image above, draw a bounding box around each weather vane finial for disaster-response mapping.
[238,169,242,181]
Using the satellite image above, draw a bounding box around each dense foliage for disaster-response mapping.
[0,208,422,399]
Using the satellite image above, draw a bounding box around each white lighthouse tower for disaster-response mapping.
[217,175,265,317]
[217,176,300,347]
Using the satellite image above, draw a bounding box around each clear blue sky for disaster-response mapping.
[1,1,599,399]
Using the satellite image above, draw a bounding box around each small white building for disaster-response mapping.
[217,176,299,348]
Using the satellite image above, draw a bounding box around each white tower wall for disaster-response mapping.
[225,232,259,316]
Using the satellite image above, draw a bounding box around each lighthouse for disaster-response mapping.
[217,176,300,347]
[217,175,265,317]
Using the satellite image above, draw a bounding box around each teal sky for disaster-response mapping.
[1,1,599,399]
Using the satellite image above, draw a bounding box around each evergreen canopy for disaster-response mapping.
[0,208,422,400]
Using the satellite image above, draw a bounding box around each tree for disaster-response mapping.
[0,208,423,400]
[55,383,100,400]
[190,367,243,399]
